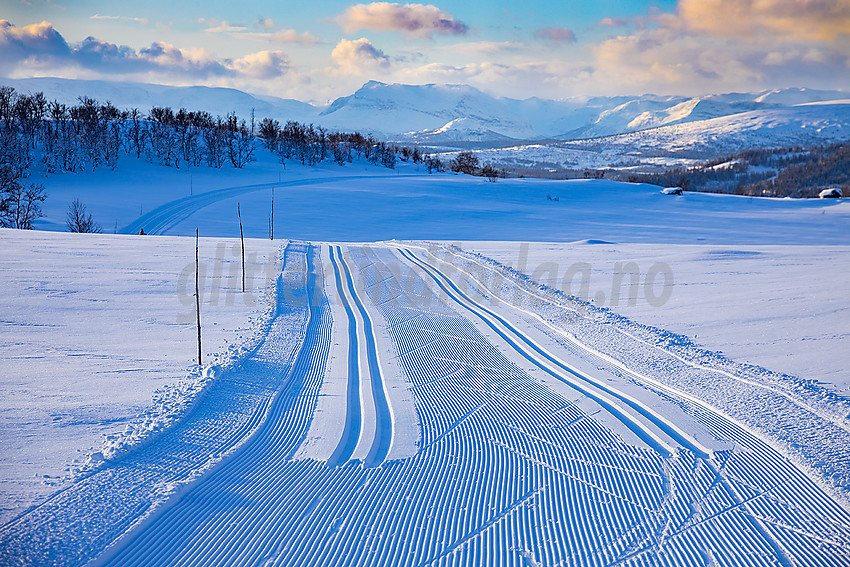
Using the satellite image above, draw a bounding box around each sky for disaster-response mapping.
[2,1,849,103]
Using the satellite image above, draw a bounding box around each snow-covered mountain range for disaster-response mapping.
[4,77,847,146]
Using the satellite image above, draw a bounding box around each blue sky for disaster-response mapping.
[2,1,848,102]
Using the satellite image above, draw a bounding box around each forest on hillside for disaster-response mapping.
[624,143,849,198]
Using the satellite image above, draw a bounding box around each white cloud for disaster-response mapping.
[90,15,150,26]
[202,20,247,33]
[331,37,391,73]
[338,2,468,38]
[229,50,289,78]
[0,20,289,81]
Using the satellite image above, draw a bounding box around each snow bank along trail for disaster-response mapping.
[4,243,850,566]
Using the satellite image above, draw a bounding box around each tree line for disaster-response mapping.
[0,84,456,230]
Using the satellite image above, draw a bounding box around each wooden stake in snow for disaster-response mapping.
[238,203,246,293]
[195,228,202,366]
[270,187,274,241]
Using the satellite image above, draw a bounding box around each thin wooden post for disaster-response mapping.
[270,187,274,240]
[238,203,245,292]
[195,228,202,366]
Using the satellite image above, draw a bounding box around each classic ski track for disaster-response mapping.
[325,245,363,466]
[407,243,850,517]
[425,244,850,438]
[399,247,708,461]
[397,246,846,567]
[120,175,413,236]
[334,246,393,466]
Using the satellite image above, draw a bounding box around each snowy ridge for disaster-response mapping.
[460,101,850,170]
[1,77,316,124]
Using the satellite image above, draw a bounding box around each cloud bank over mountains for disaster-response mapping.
[1,1,848,101]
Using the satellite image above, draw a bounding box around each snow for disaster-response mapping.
[29,149,850,245]
[455,102,850,171]
[0,229,283,524]
[3,144,850,564]
[462,242,850,395]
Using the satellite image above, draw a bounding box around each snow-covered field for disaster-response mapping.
[0,230,283,524]
[2,150,850,565]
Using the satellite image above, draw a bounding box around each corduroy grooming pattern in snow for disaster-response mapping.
[0,243,313,567]
[95,244,849,567]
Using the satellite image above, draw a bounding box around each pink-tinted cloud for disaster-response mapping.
[679,0,850,41]
[265,30,321,45]
[598,17,628,28]
[338,2,468,38]
[534,27,576,43]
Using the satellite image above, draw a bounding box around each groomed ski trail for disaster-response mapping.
[99,244,850,567]
[4,243,850,567]
[0,242,314,567]
[398,246,800,567]
[121,175,414,236]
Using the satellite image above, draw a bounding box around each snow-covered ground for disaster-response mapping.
[31,150,850,244]
[463,242,850,395]
[3,148,850,564]
[0,229,283,524]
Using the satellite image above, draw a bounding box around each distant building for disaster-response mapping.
[818,188,842,199]
[661,187,683,195]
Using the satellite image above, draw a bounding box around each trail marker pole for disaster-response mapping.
[195,228,202,366]
[238,203,246,293]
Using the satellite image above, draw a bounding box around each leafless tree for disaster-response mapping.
[66,198,102,233]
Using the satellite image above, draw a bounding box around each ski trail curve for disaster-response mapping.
[121,175,411,236]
